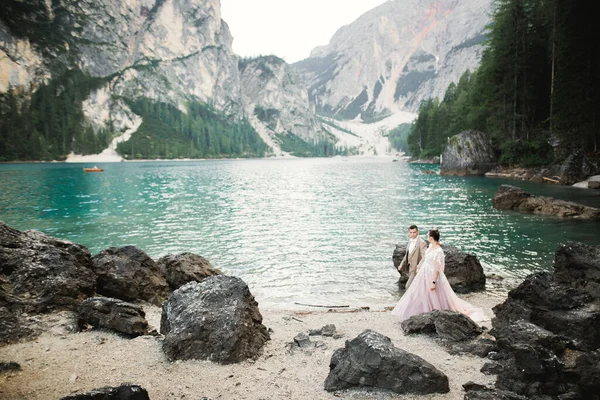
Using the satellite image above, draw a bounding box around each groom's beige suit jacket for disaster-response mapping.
[400,237,427,289]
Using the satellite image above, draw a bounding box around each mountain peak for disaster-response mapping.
[295,0,493,119]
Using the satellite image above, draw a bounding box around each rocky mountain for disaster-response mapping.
[0,0,493,160]
[293,0,493,120]
[239,55,330,156]
[1,0,241,135]
[0,0,337,158]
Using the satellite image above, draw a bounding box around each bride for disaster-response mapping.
[391,228,488,323]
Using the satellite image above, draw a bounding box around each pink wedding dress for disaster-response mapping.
[391,245,488,323]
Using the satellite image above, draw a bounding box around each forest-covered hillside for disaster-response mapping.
[403,0,598,167]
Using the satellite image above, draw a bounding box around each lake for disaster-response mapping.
[1,157,599,308]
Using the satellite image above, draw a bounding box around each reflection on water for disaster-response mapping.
[1,159,599,308]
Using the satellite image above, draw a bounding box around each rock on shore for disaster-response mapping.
[440,131,497,176]
[466,242,600,399]
[492,184,600,218]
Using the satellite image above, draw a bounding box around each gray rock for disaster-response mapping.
[492,272,597,351]
[0,304,36,345]
[91,246,169,306]
[324,329,449,394]
[0,361,21,373]
[401,310,483,341]
[492,185,600,219]
[0,221,96,312]
[464,388,528,400]
[446,338,497,358]
[462,381,488,392]
[573,350,600,399]
[156,252,222,290]
[308,324,337,337]
[554,242,600,300]
[557,149,600,185]
[294,333,311,348]
[321,324,336,337]
[487,351,508,361]
[488,244,600,398]
[440,130,497,176]
[161,276,270,363]
[78,297,149,337]
[442,245,487,293]
[481,361,505,375]
[59,384,149,400]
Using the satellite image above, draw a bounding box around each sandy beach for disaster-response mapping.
[0,289,509,400]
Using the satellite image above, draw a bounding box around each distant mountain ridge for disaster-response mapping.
[294,0,493,120]
[0,0,493,160]
[0,0,334,159]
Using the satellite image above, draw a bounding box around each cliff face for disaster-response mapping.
[1,0,240,102]
[0,24,47,93]
[74,0,241,112]
[293,0,493,119]
[239,56,328,154]
[440,130,497,176]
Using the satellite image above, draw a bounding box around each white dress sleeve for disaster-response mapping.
[432,248,445,273]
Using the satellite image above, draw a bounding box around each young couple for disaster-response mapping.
[391,225,487,323]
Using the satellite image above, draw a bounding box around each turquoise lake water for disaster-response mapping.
[1,158,599,308]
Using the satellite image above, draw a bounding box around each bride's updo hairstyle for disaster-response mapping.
[428,228,440,242]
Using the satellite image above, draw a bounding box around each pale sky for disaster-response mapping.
[220,0,389,64]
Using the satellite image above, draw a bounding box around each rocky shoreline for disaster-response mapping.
[1,221,599,399]
[485,166,600,189]
[492,185,600,219]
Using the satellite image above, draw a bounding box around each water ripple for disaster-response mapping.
[1,159,599,308]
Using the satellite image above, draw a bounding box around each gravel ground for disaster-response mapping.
[0,290,509,400]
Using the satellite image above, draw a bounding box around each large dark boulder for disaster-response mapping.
[487,243,600,399]
[160,275,270,363]
[60,384,149,400]
[440,130,497,176]
[491,185,531,210]
[492,185,600,219]
[494,321,570,396]
[443,245,486,293]
[156,252,222,290]
[0,305,36,345]
[492,272,599,351]
[0,221,96,312]
[78,297,149,337]
[573,350,600,399]
[392,244,485,293]
[91,246,169,306]
[324,329,449,395]
[557,148,600,185]
[554,242,600,299]
[401,310,483,342]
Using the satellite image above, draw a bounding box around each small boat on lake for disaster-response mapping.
[83,166,104,172]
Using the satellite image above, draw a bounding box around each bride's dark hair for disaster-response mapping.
[428,228,440,242]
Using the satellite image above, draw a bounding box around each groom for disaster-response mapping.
[398,225,427,289]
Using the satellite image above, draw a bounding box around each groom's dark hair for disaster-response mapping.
[408,224,418,230]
